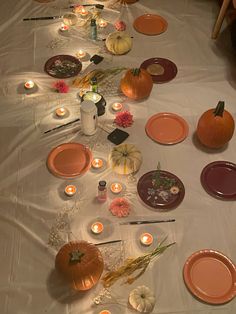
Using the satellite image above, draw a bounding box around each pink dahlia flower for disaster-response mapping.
[109,198,131,217]
[52,80,69,93]
[114,110,134,128]
[114,20,126,31]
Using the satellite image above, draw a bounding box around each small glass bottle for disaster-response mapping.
[90,19,97,41]
[97,180,107,202]
[90,76,98,93]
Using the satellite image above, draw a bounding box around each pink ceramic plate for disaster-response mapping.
[145,113,189,145]
[47,143,92,178]
[201,161,236,200]
[133,14,168,35]
[183,249,236,304]
[140,58,178,83]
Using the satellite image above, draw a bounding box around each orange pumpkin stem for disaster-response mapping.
[69,250,84,263]
[213,101,224,117]
[131,68,141,76]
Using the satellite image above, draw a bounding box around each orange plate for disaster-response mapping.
[183,249,236,304]
[133,14,168,35]
[145,113,189,145]
[47,143,92,178]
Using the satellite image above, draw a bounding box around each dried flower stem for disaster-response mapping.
[102,237,175,287]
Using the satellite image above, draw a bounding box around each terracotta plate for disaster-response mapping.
[201,161,236,200]
[183,249,236,304]
[44,55,82,78]
[47,143,92,178]
[133,14,168,35]
[140,58,177,83]
[137,170,185,210]
[145,113,189,145]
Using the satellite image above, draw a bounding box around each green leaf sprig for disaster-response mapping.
[152,162,176,190]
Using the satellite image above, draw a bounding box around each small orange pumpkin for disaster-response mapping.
[197,101,235,148]
[55,241,104,291]
[120,68,153,100]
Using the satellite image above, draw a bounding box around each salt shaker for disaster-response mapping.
[80,100,97,135]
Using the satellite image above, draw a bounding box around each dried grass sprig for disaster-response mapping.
[102,237,175,287]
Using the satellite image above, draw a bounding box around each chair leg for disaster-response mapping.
[212,0,232,39]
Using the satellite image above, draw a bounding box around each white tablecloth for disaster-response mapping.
[0,0,236,313]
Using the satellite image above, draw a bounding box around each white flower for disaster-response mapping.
[170,186,180,195]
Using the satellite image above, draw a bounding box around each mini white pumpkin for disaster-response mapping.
[108,143,142,175]
[105,31,132,55]
[129,285,156,313]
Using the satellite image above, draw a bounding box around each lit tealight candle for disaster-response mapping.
[64,185,77,197]
[99,310,111,314]
[80,7,88,16]
[60,23,69,32]
[24,80,35,89]
[76,49,86,59]
[55,107,67,117]
[92,158,103,169]
[91,222,104,234]
[112,102,123,112]
[110,182,123,194]
[99,19,108,28]
[140,233,153,246]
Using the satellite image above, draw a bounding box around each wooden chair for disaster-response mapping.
[212,0,236,39]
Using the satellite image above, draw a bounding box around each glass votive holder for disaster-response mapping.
[91,222,104,234]
[60,23,69,32]
[111,102,123,112]
[140,232,153,246]
[110,182,123,194]
[55,107,67,118]
[64,185,77,197]
[92,158,103,169]
[24,80,35,89]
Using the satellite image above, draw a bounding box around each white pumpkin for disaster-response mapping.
[105,31,132,55]
[108,143,142,175]
[129,285,156,313]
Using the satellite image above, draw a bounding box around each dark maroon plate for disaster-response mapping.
[200,161,236,200]
[44,55,82,78]
[140,57,177,83]
[137,170,185,210]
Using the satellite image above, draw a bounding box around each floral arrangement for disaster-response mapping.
[114,110,134,128]
[152,162,176,190]
[145,162,181,205]
[114,20,126,31]
[49,59,79,77]
[52,80,69,93]
[109,198,131,217]
[102,237,175,287]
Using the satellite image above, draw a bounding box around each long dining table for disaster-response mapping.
[0,0,236,313]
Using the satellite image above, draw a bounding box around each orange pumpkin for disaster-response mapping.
[55,241,104,291]
[197,101,235,148]
[120,68,153,100]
